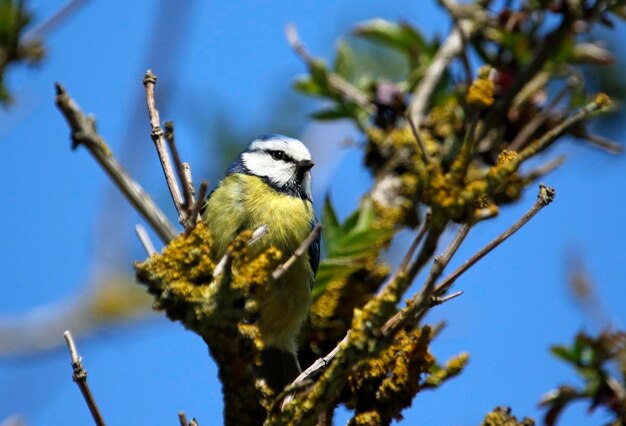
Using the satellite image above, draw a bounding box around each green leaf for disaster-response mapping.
[330,228,392,259]
[334,40,355,80]
[322,195,342,253]
[550,345,578,364]
[311,107,353,121]
[311,259,360,299]
[353,19,426,65]
[353,198,376,233]
[322,199,393,258]
[309,59,332,95]
[294,77,325,97]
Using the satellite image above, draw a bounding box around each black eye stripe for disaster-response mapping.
[266,150,295,163]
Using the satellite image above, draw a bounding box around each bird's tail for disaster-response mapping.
[258,348,301,392]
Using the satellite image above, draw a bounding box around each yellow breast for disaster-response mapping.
[202,173,315,351]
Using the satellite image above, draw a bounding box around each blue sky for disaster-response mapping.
[1,1,625,425]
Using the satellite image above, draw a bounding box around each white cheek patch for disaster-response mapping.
[242,151,294,186]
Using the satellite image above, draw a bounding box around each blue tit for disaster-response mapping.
[202,134,320,391]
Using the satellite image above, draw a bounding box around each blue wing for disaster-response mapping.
[308,218,321,289]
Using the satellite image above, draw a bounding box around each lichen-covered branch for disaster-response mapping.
[135,224,282,426]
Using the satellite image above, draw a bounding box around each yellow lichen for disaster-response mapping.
[467,66,495,108]
[425,98,464,139]
[349,411,382,426]
[497,150,519,164]
[423,352,469,388]
[594,92,611,108]
[481,407,535,426]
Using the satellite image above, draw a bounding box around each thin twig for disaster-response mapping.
[524,155,566,182]
[23,0,87,41]
[434,184,556,297]
[178,412,188,426]
[212,225,269,277]
[272,224,322,280]
[182,163,195,197]
[164,121,196,208]
[478,12,575,142]
[518,95,611,162]
[429,290,463,307]
[408,2,476,127]
[509,82,571,151]
[249,224,270,245]
[383,222,472,335]
[286,24,375,114]
[143,70,186,223]
[442,0,473,88]
[581,133,623,155]
[385,185,555,335]
[135,224,157,257]
[397,212,431,274]
[55,83,177,243]
[184,180,208,234]
[63,331,106,426]
[280,332,349,410]
[405,113,433,165]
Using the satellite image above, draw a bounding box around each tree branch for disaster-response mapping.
[286,24,375,114]
[135,224,157,257]
[184,180,208,234]
[408,0,479,127]
[63,330,105,426]
[272,224,322,280]
[54,83,177,243]
[433,184,556,296]
[164,121,197,208]
[143,70,186,224]
[384,222,472,335]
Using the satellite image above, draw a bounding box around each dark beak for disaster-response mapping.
[296,159,314,172]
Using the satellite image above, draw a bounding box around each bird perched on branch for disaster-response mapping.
[202,134,319,392]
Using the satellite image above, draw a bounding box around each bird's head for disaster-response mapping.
[229,134,314,200]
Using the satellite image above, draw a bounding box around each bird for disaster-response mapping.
[202,134,320,392]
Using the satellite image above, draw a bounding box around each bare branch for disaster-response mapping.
[23,0,87,41]
[280,332,349,410]
[143,70,186,223]
[272,224,322,280]
[63,331,106,426]
[184,180,209,234]
[408,4,477,127]
[286,24,375,114]
[164,121,196,208]
[54,83,177,243]
[135,224,157,257]
[429,290,463,307]
[178,412,188,426]
[405,113,433,165]
[212,225,269,277]
[518,95,611,162]
[398,212,431,274]
[581,133,623,155]
[434,184,556,296]
[524,155,566,182]
[508,81,572,151]
[182,163,195,196]
[249,224,270,245]
[383,222,472,335]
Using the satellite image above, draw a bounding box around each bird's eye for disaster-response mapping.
[269,150,285,161]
